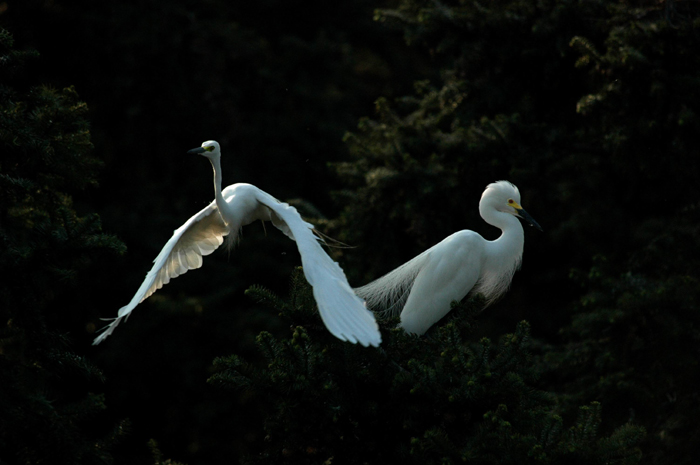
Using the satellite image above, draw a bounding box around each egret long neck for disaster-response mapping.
[486,213,524,268]
[210,156,228,224]
[473,210,525,305]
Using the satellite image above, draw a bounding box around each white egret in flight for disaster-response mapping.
[94,140,381,347]
[356,181,542,335]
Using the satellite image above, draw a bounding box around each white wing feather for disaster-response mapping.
[354,249,431,318]
[356,231,486,335]
[254,190,382,347]
[93,201,228,344]
[396,232,484,334]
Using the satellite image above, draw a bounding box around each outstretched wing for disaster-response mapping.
[254,190,381,347]
[93,201,229,345]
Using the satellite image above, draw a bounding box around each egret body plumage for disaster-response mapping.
[356,181,541,335]
[94,140,381,347]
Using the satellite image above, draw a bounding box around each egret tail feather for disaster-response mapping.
[355,250,431,318]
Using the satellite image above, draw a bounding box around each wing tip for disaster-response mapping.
[360,333,383,347]
[92,321,118,345]
[343,333,382,348]
[334,322,382,347]
[92,310,128,345]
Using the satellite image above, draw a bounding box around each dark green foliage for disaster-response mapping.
[210,270,644,464]
[331,0,599,280]
[0,29,126,464]
[149,439,188,465]
[3,2,421,461]
[542,204,700,464]
[3,1,423,462]
[325,1,700,464]
[3,0,699,463]
[331,0,700,295]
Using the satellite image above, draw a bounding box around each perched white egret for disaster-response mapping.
[356,181,542,335]
[94,140,381,347]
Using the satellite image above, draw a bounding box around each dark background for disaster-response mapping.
[2,0,700,463]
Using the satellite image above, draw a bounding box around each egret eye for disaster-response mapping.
[205,146,215,152]
[508,199,514,205]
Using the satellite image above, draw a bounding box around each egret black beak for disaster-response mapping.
[187,147,206,155]
[517,208,543,232]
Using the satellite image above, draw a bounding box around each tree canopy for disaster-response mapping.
[1,1,699,463]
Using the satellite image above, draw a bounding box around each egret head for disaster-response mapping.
[187,140,220,159]
[481,181,542,231]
